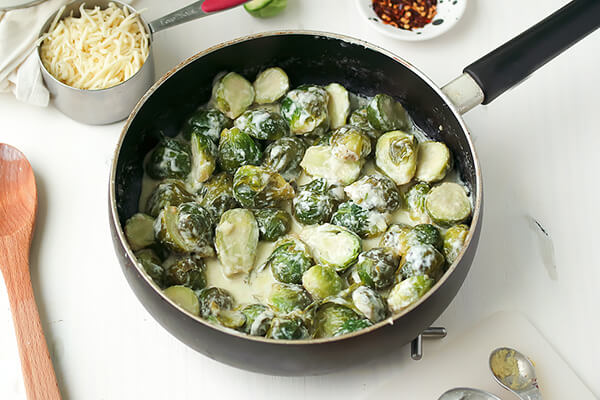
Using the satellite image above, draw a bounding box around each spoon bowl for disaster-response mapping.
[438,387,502,400]
[490,347,542,399]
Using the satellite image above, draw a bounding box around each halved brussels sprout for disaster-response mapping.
[267,316,310,340]
[344,174,401,213]
[215,208,259,278]
[182,109,232,142]
[253,67,289,104]
[253,208,291,242]
[234,109,288,141]
[367,93,409,132]
[302,264,344,300]
[352,248,399,290]
[425,182,472,227]
[299,223,361,272]
[325,83,350,129]
[330,201,389,239]
[266,236,313,284]
[407,224,443,252]
[405,182,432,223]
[135,248,165,287]
[330,125,372,161]
[214,309,247,329]
[164,254,206,290]
[293,178,338,225]
[415,141,452,183]
[349,107,379,139]
[379,224,412,257]
[314,303,371,338]
[233,165,295,209]
[443,224,469,264]
[217,127,262,173]
[154,202,214,256]
[146,137,191,180]
[163,285,200,316]
[145,179,194,218]
[240,304,273,336]
[125,213,155,251]
[188,131,217,188]
[351,285,388,323]
[197,287,235,319]
[387,275,434,313]
[300,145,364,185]
[375,130,417,185]
[262,136,306,182]
[197,172,239,221]
[281,85,330,136]
[212,72,255,119]
[268,283,312,314]
[399,244,445,280]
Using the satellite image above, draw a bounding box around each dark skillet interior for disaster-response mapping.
[112,33,480,375]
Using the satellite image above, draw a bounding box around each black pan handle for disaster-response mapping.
[463,0,600,105]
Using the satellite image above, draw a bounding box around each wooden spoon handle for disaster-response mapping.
[1,239,61,400]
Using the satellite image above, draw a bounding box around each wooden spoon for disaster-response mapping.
[0,144,61,399]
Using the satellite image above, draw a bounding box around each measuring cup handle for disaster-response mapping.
[202,0,248,13]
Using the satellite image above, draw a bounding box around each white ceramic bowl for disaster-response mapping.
[355,0,467,41]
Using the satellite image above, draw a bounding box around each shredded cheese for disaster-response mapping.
[39,2,150,90]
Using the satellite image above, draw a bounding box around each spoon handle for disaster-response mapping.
[518,387,543,400]
[0,236,61,400]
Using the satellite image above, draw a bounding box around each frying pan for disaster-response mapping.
[109,0,600,375]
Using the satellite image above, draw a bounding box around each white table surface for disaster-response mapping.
[1,0,599,398]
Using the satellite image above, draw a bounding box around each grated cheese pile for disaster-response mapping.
[40,3,150,90]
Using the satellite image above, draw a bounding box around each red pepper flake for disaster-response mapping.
[372,0,437,31]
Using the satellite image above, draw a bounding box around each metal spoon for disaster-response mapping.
[490,347,542,400]
[438,388,502,400]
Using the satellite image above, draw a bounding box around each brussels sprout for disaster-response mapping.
[314,303,371,338]
[135,248,165,287]
[302,264,344,300]
[293,178,338,225]
[407,224,443,252]
[145,179,194,218]
[215,209,259,278]
[217,127,262,173]
[154,202,214,256]
[387,275,434,313]
[415,141,452,183]
[212,72,255,119]
[164,254,206,290]
[266,236,313,284]
[146,137,191,180]
[267,316,310,340]
[352,248,399,290]
[234,109,288,141]
[330,201,389,239]
[330,125,372,161]
[299,223,361,272]
[233,165,294,209]
[375,130,417,185]
[188,131,217,188]
[325,83,350,129]
[182,109,232,142]
[405,182,431,223]
[344,174,401,213]
[351,285,388,323]
[163,285,200,316]
[443,224,469,264]
[125,213,155,251]
[281,85,330,136]
[399,244,445,280]
[366,93,409,132]
[425,182,472,227]
[349,107,379,138]
[379,224,412,257]
[252,208,291,242]
[268,283,312,314]
[197,287,235,319]
[240,304,273,336]
[197,172,239,220]
[262,136,306,182]
[300,145,364,185]
[253,67,289,104]
[215,309,247,329]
